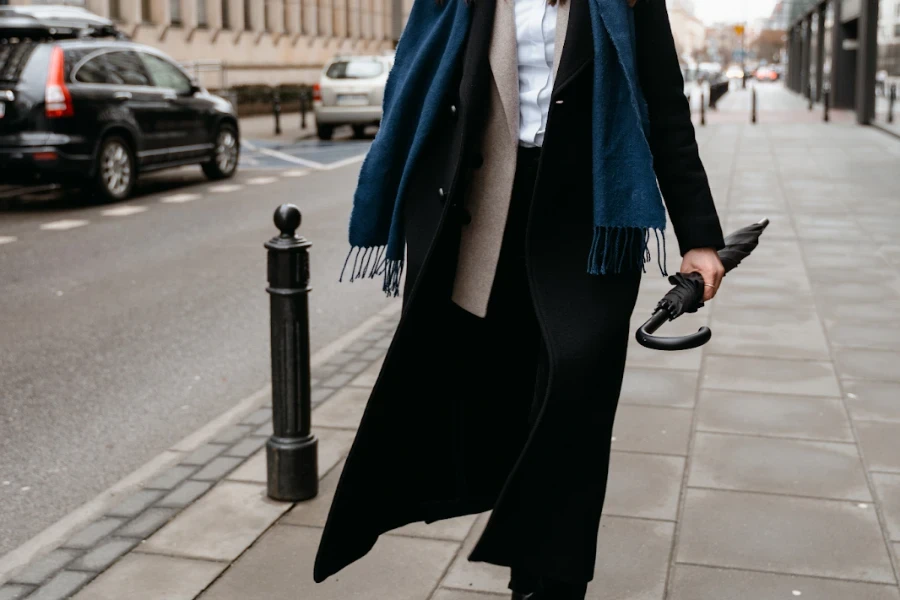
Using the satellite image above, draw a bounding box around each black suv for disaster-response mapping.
[0,6,240,201]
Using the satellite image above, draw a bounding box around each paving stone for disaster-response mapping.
[441,514,508,595]
[213,425,253,445]
[107,489,164,518]
[695,389,853,441]
[192,456,244,480]
[374,336,393,349]
[603,452,685,521]
[145,465,196,490]
[611,406,692,456]
[872,474,900,542]
[312,387,370,430]
[312,387,335,405]
[316,428,356,476]
[834,348,900,381]
[390,514,479,542]
[227,450,266,483]
[360,348,385,361]
[315,364,340,378]
[669,564,900,600]
[282,462,343,528]
[143,482,290,562]
[627,337,703,371]
[9,549,78,585]
[351,357,384,388]
[0,585,32,600]
[320,372,355,389]
[253,421,273,437]
[70,553,226,600]
[688,432,871,501]
[856,421,900,473]
[327,351,356,366]
[619,369,698,408]
[827,322,900,352]
[707,307,830,359]
[182,444,227,466]
[345,341,370,353]
[69,538,139,572]
[342,360,369,374]
[432,591,506,600]
[702,355,841,397]
[158,480,212,508]
[200,524,457,600]
[241,408,272,426]
[64,518,125,549]
[587,517,674,600]
[224,435,267,458]
[844,380,900,422]
[117,507,177,539]
[677,488,895,583]
[26,571,92,600]
[361,329,384,342]
[714,278,816,310]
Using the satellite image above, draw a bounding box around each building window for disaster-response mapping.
[222,0,230,28]
[141,0,152,22]
[109,0,121,20]
[244,0,252,30]
[197,0,208,26]
[170,0,182,24]
[264,0,271,31]
[895,23,900,37]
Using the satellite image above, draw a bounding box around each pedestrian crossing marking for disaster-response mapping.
[40,219,89,231]
[282,169,311,178]
[246,177,277,185]
[0,235,17,245]
[101,206,148,217]
[209,184,244,193]
[161,193,201,204]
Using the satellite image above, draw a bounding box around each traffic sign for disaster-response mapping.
[734,24,745,36]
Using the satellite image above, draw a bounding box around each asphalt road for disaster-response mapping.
[0,135,392,557]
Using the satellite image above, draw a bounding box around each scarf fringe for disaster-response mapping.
[588,226,668,277]
[340,246,404,297]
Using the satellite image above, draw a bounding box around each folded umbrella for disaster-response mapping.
[636,218,770,351]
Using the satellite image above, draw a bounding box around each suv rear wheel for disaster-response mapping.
[317,124,334,140]
[93,135,136,202]
[203,123,239,180]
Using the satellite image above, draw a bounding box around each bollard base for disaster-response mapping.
[266,434,319,502]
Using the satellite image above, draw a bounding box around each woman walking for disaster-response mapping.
[316,0,725,597]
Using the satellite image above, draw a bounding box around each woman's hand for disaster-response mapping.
[681,248,725,302]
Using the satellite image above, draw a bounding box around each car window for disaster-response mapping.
[71,50,152,86]
[326,60,384,80]
[140,53,193,95]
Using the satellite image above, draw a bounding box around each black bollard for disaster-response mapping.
[823,88,830,123]
[751,88,757,124]
[808,82,814,111]
[300,86,309,130]
[889,84,896,125]
[265,205,318,502]
[273,90,282,136]
[700,91,706,126]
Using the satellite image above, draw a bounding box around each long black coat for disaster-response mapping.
[315,0,724,585]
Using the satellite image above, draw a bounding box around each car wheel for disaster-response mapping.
[203,123,240,180]
[352,125,367,139]
[93,135,136,203]
[317,124,334,140]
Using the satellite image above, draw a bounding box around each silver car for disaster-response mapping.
[314,54,394,140]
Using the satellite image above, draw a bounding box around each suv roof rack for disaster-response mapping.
[0,5,128,41]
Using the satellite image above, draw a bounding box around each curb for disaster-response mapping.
[0,303,401,587]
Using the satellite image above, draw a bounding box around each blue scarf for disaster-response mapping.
[344,0,667,296]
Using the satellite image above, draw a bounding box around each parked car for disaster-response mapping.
[755,67,780,82]
[313,54,394,140]
[725,64,745,80]
[0,6,239,202]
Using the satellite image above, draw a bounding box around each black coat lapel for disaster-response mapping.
[552,0,593,99]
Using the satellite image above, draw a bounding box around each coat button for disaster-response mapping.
[450,104,458,119]
[438,187,446,203]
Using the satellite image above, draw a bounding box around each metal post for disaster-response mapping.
[889,84,896,124]
[824,87,831,123]
[808,82,814,111]
[273,89,282,136]
[751,88,757,124]
[700,91,706,126]
[265,205,319,502]
[300,86,309,130]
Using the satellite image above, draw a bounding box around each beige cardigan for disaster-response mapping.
[451,0,571,318]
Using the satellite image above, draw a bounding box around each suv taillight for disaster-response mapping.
[45,46,74,119]
[312,83,321,102]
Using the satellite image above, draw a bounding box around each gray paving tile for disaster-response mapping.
[311,387,370,430]
[677,488,895,583]
[69,538,139,572]
[587,517,674,600]
[695,390,853,441]
[360,348,385,361]
[670,564,900,600]
[143,482,290,562]
[432,591,506,600]
[441,514,508,595]
[316,428,356,476]
[107,489,164,518]
[342,360,369,374]
[327,351,356,366]
[611,406,693,456]
[145,465,196,490]
[117,507,177,539]
[844,380,900,422]
[714,279,816,310]
[71,553,226,600]
[9,549,78,585]
[619,369,698,408]
[192,456,244,480]
[688,432,871,501]
[312,387,335,405]
[182,443,227,466]
[64,518,125,549]
[158,480,212,508]
[282,462,343,528]
[707,307,830,359]
[200,524,457,600]
[351,357,384,388]
[0,585,32,600]
[827,322,900,352]
[834,348,900,381]
[872,473,900,542]
[603,452,685,521]
[817,298,900,324]
[212,425,253,445]
[856,421,900,473]
[225,435,267,458]
[702,355,841,397]
[241,408,272,426]
[627,338,703,371]
[320,372,355,389]
[27,571,92,600]
[391,514,479,542]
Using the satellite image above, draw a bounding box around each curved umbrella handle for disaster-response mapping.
[636,309,712,351]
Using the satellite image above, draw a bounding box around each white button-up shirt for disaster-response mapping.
[515,0,558,147]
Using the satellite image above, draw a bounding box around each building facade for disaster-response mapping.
[666,0,706,63]
[0,0,405,88]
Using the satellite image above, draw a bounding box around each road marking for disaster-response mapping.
[40,219,89,231]
[208,184,244,193]
[252,146,323,168]
[101,205,148,217]
[282,169,311,178]
[320,154,367,171]
[161,193,201,204]
[0,236,17,245]
[246,177,277,185]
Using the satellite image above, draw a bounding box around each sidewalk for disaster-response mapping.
[3,85,900,600]
[238,112,318,142]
